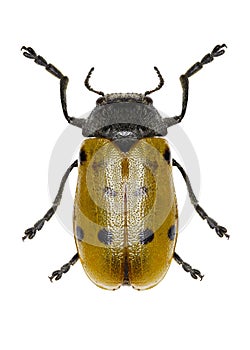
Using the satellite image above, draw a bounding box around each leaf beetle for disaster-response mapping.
[22,44,229,290]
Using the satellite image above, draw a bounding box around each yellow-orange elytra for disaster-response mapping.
[74,138,178,290]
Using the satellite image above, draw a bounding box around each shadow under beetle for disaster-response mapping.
[22,44,229,290]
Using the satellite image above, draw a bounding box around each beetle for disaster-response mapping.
[22,44,229,290]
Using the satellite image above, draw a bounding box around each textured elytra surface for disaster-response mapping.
[74,137,178,290]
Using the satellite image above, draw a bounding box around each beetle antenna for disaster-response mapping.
[144,66,164,96]
[84,67,105,96]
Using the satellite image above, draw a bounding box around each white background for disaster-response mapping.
[1,1,249,349]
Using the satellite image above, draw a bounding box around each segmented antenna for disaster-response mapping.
[84,67,105,96]
[144,66,164,96]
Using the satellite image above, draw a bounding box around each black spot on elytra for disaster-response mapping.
[134,186,148,197]
[103,187,117,197]
[145,159,158,172]
[168,225,176,241]
[98,228,113,245]
[79,149,87,164]
[163,148,171,164]
[76,226,84,241]
[139,228,154,245]
[92,160,105,171]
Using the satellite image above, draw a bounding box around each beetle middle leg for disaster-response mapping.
[173,252,204,280]
[22,160,78,241]
[49,253,79,282]
[172,158,229,239]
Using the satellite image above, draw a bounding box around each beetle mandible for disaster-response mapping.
[22,44,229,290]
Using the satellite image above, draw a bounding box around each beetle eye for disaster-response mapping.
[96,97,105,105]
[144,96,153,104]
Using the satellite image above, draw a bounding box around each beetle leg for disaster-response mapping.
[48,253,79,282]
[172,158,229,239]
[22,160,78,241]
[21,46,82,126]
[166,44,227,126]
[173,252,204,280]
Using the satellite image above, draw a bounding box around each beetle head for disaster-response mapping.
[70,67,177,138]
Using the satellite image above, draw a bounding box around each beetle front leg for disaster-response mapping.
[172,158,229,239]
[22,160,78,241]
[21,46,74,124]
[166,44,227,126]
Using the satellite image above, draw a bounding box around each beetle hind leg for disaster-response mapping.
[172,158,229,239]
[48,253,79,282]
[173,252,204,280]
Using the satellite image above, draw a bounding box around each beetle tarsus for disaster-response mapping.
[22,227,37,241]
[21,46,37,59]
[216,225,229,239]
[22,217,47,241]
[195,204,229,239]
[174,252,204,281]
[49,270,62,282]
[48,253,79,282]
[212,44,227,57]
[21,46,64,79]
[22,218,46,240]
[185,43,227,78]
